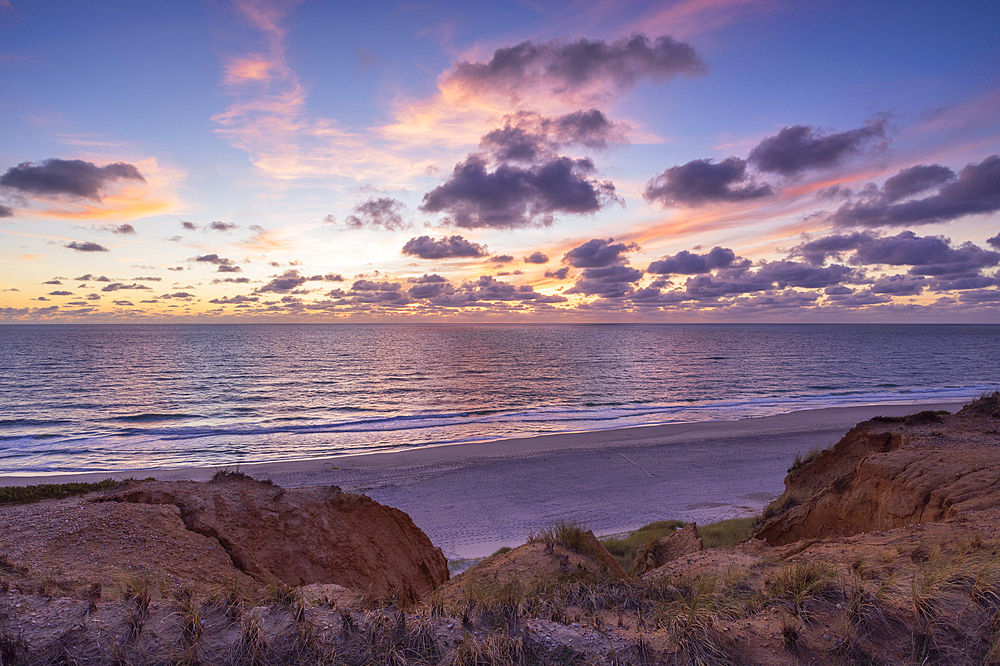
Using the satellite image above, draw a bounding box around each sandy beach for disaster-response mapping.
[0,401,964,559]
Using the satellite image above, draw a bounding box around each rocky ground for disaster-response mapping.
[1,393,998,665]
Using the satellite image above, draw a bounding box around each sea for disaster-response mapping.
[0,323,997,475]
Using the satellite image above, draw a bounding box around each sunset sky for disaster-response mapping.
[1,0,998,322]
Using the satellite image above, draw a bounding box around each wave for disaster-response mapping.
[1,383,987,447]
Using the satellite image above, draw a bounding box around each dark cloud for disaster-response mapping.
[869,274,926,295]
[563,237,639,268]
[101,283,151,292]
[161,292,196,300]
[401,234,488,259]
[113,300,134,306]
[479,109,627,162]
[444,34,705,100]
[880,165,955,202]
[489,254,514,264]
[0,159,144,199]
[986,233,999,249]
[168,266,184,271]
[193,254,240,272]
[420,156,619,229]
[831,155,1000,227]
[101,224,135,235]
[545,267,570,280]
[647,246,739,275]
[86,293,101,301]
[212,276,251,284]
[48,291,73,296]
[747,119,887,175]
[643,158,772,207]
[524,251,549,264]
[344,197,410,231]
[73,274,111,282]
[566,264,644,297]
[849,231,1000,277]
[181,221,197,230]
[209,295,259,304]
[131,276,162,282]
[424,275,566,306]
[209,221,238,232]
[42,280,62,285]
[0,204,14,217]
[307,273,344,282]
[752,261,855,289]
[258,270,308,293]
[792,231,874,265]
[65,241,109,252]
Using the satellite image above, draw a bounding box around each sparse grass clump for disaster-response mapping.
[698,517,757,549]
[601,520,686,573]
[0,479,119,505]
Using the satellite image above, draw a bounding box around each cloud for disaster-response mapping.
[181,221,197,230]
[401,234,488,259]
[442,34,705,103]
[830,155,1000,227]
[988,233,1000,249]
[344,197,410,231]
[422,155,619,228]
[647,246,739,275]
[524,251,549,264]
[99,223,135,235]
[209,220,239,232]
[0,204,12,217]
[101,282,151,292]
[479,109,627,162]
[257,269,309,293]
[792,230,1000,281]
[880,165,955,202]
[488,254,514,264]
[563,237,639,268]
[192,254,241,272]
[643,157,772,207]
[545,266,570,280]
[48,291,73,296]
[209,294,259,304]
[0,159,144,199]
[747,119,888,175]
[566,264,644,297]
[869,274,926,296]
[65,241,109,252]
[74,274,111,282]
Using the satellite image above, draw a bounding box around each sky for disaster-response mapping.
[1,0,998,323]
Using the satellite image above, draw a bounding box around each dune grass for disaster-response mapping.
[698,517,758,549]
[0,479,120,505]
[601,519,686,572]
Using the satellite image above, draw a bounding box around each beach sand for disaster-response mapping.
[0,401,963,559]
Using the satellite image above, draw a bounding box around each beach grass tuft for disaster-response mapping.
[601,520,686,573]
[698,517,757,549]
[0,478,119,505]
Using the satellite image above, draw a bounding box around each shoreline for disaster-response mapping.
[0,401,965,559]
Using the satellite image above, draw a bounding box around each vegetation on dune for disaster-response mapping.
[601,520,686,573]
[0,479,120,505]
[697,517,757,549]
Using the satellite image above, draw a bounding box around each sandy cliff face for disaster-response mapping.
[755,401,1000,545]
[102,473,448,602]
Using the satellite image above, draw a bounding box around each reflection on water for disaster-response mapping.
[0,323,997,473]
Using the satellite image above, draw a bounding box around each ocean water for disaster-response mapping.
[0,323,997,474]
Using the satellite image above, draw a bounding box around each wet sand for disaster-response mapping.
[0,401,963,559]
